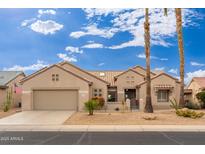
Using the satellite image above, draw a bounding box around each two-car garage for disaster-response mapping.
[33,89,78,110]
[21,64,92,111]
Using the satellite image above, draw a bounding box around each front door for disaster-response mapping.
[124,89,139,110]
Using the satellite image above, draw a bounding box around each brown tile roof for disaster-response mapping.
[88,70,124,86]
[192,77,205,88]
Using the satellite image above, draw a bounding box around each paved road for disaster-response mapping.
[0,131,205,145]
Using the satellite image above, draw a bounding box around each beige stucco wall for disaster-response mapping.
[21,66,90,111]
[61,63,108,102]
[187,81,202,103]
[115,70,145,102]
[132,67,155,77]
[0,89,6,109]
[139,74,180,111]
[0,74,25,109]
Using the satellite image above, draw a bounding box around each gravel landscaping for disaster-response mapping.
[64,109,205,125]
[0,108,21,119]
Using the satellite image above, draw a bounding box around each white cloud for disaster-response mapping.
[30,20,63,35]
[3,60,48,71]
[82,43,103,49]
[190,61,205,66]
[57,53,77,62]
[21,18,36,27]
[137,53,146,59]
[38,9,56,18]
[70,24,118,39]
[168,68,178,75]
[154,67,165,71]
[185,69,205,84]
[98,62,105,66]
[65,46,83,54]
[83,8,126,19]
[79,8,202,49]
[136,53,168,61]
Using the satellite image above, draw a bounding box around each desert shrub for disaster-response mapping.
[170,98,180,111]
[185,102,201,110]
[84,100,98,115]
[196,91,205,108]
[176,108,204,119]
[2,88,13,112]
[92,97,105,109]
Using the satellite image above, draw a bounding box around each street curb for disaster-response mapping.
[1,125,205,132]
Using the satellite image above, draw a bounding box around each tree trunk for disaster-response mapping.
[175,8,185,107]
[144,8,153,113]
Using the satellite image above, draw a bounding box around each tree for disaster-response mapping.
[144,8,153,113]
[196,91,205,108]
[175,8,185,107]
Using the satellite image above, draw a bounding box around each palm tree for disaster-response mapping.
[144,8,153,113]
[163,8,185,107]
[175,8,185,107]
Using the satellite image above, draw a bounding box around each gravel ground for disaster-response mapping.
[64,109,205,125]
[0,108,21,119]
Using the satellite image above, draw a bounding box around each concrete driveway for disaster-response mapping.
[0,111,74,125]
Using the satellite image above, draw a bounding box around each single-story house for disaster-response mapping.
[20,61,180,111]
[0,71,25,108]
[185,77,205,103]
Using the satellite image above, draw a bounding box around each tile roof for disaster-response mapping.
[193,77,205,88]
[88,70,124,86]
[0,71,23,86]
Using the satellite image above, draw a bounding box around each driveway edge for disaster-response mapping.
[1,125,205,132]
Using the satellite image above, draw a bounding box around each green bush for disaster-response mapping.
[185,102,201,110]
[92,97,105,109]
[2,88,13,112]
[170,98,180,111]
[176,108,204,119]
[196,91,205,108]
[84,100,98,115]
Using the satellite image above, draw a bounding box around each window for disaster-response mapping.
[107,87,117,102]
[52,74,55,81]
[157,90,169,102]
[93,88,102,97]
[52,74,59,81]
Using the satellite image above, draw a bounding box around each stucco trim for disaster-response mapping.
[59,61,110,85]
[114,69,145,80]
[20,64,93,85]
[137,72,180,87]
[132,65,156,75]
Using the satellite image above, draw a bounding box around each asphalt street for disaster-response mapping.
[0,131,205,145]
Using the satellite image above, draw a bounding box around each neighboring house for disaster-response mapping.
[20,61,180,111]
[0,71,25,108]
[185,77,205,103]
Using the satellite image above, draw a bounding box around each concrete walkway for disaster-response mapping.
[0,111,74,125]
[1,125,205,132]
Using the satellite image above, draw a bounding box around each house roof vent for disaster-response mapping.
[99,72,105,77]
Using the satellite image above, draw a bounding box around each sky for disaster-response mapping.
[0,8,205,84]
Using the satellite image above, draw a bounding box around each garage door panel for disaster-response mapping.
[33,90,78,110]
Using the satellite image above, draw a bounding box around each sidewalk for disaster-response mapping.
[1,125,205,132]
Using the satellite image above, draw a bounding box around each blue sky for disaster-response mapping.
[0,8,205,83]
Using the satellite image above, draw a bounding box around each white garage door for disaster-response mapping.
[33,90,78,110]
